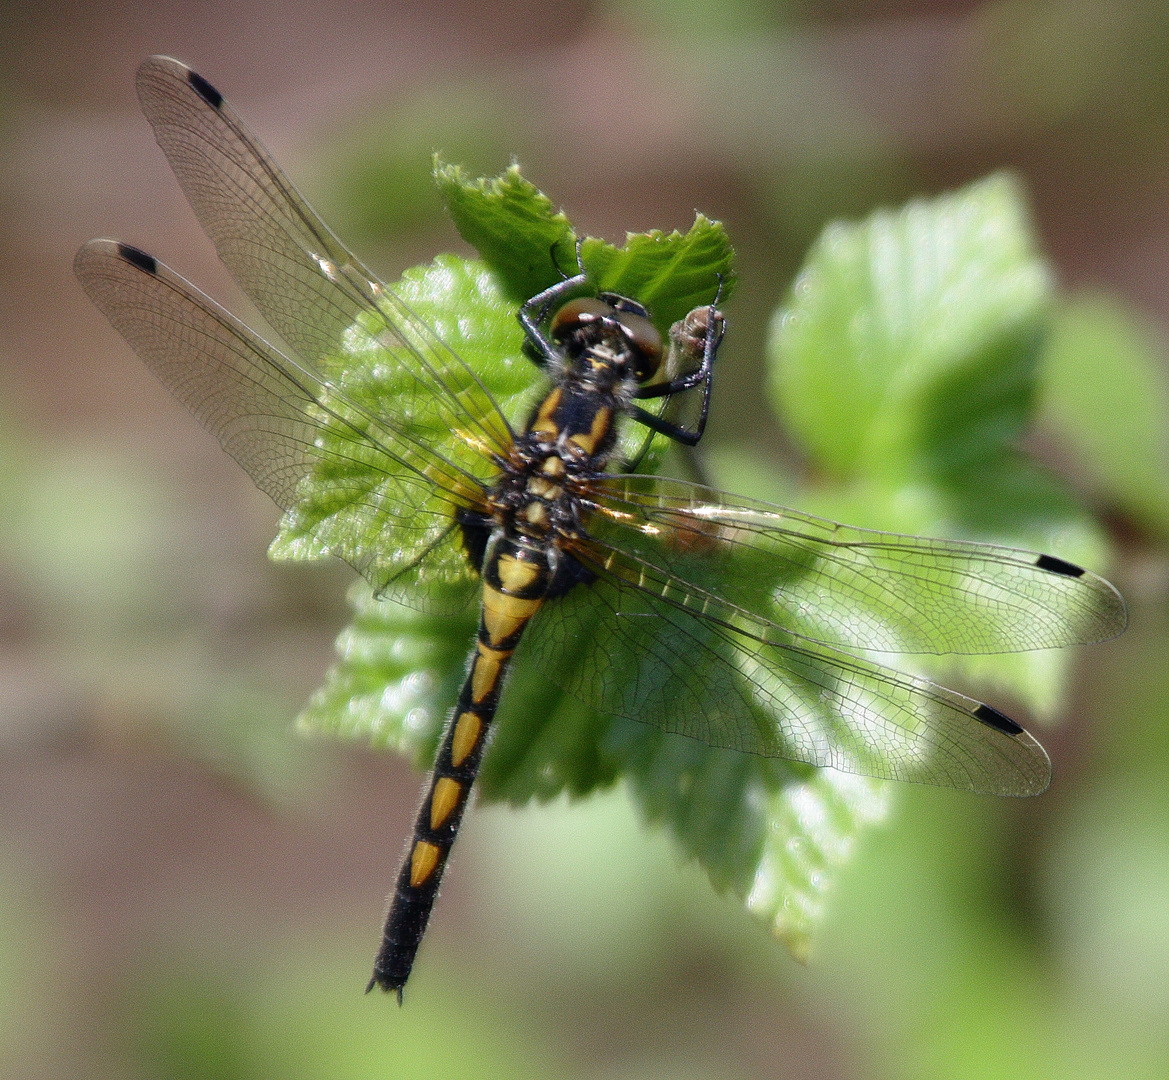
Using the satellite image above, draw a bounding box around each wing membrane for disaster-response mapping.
[523,542,1051,795]
[583,474,1127,655]
[75,240,488,586]
[134,55,513,461]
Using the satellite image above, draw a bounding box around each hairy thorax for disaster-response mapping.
[491,371,624,539]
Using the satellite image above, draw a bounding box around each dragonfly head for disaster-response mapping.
[549,294,664,384]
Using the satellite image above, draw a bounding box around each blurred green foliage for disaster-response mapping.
[1038,293,1169,538]
[767,172,1114,724]
[770,174,1051,486]
[118,949,555,1080]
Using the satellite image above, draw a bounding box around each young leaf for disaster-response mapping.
[267,254,543,588]
[434,159,574,303]
[1038,292,1169,538]
[582,217,737,333]
[435,158,735,335]
[769,172,1053,483]
[296,580,476,770]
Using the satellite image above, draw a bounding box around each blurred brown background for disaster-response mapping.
[2,2,1168,1078]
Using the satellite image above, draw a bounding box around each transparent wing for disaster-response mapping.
[580,474,1127,655]
[134,54,514,461]
[75,240,489,588]
[519,540,1051,796]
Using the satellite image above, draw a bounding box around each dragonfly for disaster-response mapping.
[76,56,1127,1002]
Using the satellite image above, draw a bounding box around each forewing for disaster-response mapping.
[134,55,513,461]
[583,475,1127,655]
[519,545,1051,795]
[75,240,488,589]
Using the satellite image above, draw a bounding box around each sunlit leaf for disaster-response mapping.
[769,172,1053,482]
[1038,292,1169,538]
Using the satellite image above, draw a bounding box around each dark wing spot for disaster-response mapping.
[117,244,157,275]
[187,69,224,110]
[974,703,1024,736]
[1036,554,1085,578]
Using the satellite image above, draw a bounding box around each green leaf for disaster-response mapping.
[764,174,1114,729]
[581,217,737,334]
[768,172,1053,482]
[435,158,735,335]
[1037,292,1169,537]
[434,158,574,302]
[746,172,1119,953]
[613,723,890,961]
[742,768,891,961]
[296,580,476,770]
[777,458,1113,725]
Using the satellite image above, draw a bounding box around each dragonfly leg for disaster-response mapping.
[629,281,726,446]
[519,269,589,366]
[627,403,704,446]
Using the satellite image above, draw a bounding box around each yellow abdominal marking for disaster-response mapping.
[496,553,542,592]
[450,711,482,768]
[522,502,549,527]
[541,456,566,477]
[482,585,542,646]
[429,777,462,830]
[471,643,512,703]
[409,841,442,887]
[569,406,611,455]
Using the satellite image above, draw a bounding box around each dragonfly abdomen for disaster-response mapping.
[371,373,625,999]
[368,531,551,1000]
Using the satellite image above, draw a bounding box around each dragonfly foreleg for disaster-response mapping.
[519,270,590,366]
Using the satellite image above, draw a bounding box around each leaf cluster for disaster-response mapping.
[290,165,1116,959]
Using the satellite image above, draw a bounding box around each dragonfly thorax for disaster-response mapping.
[491,425,593,541]
[479,356,629,592]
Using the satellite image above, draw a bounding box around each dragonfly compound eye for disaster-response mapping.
[614,308,663,382]
[549,296,663,380]
[549,297,615,344]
